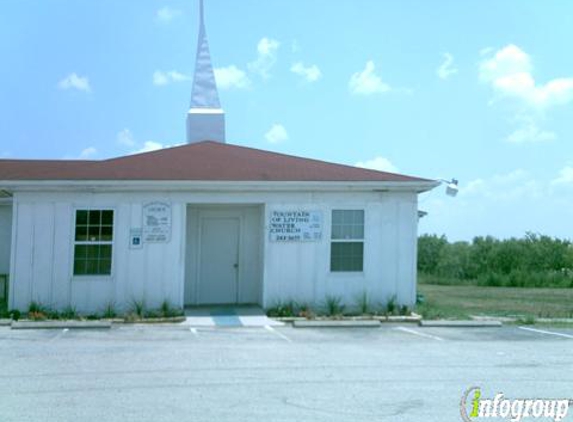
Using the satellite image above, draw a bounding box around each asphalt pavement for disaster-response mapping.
[1,323,572,422]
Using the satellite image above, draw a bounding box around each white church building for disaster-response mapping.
[0,2,438,314]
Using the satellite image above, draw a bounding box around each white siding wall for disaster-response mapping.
[10,192,185,313]
[262,191,419,309]
[9,189,419,312]
[0,204,12,275]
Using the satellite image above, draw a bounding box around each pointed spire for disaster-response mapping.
[186,0,225,144]
[190,0,220,109]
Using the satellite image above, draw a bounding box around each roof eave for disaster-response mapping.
[0,179,440,194]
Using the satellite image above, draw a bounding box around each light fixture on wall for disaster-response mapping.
[438,178,459,197]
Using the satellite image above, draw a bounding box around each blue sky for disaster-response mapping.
[1,0,572,241]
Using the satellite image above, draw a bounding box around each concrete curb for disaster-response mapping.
[419,320,502,328]
[118,316,187,324]
[384,316,422,323]
[11,320,112,330]
[535,318,573,324]
[274,315,421,324]
[293,320,381,328]
[0,319,12,327]
[273,317,307,322]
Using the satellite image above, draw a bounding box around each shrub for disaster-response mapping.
[9,309,21,321]
[355,291,371,315]
[28,301,49,320]
[159,300,183,318]
[297,303,314,319]
[323,295,345,317]
[385,295,397,315]
[266,300,298,318]
[518,315,536,325]
[102,302,117,319]
[418,233,573,288]
[60,306,78,320]
[130,299,146,318]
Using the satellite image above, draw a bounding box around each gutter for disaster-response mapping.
[0,179,440,194]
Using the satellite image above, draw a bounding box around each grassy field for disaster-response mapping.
[417,284,573,321]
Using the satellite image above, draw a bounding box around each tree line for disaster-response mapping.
[418,233,573,288]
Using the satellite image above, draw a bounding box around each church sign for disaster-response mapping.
[143,202,172,243]
[269,210,322,242]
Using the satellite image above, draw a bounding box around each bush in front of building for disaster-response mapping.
[2,299,183,322]
[266,294,413,319]
[323,295,345,317]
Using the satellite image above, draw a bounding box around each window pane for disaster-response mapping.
[87,225,100,241]
[101,226,113,241]
[74,260,87,275]
[86,260,99,274]
[101,210,113,225]
[75,225,88,242]
[100,245,112,259]
[330,242,364,272]
[331,210,364,240]
[99,259,112,275]
[88,210,101,225]
[332,210,344,226]
[76,210,88,225]
[85,245,98,259]
[74,245,88,259]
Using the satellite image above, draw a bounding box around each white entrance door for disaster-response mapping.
[198,217,240,304]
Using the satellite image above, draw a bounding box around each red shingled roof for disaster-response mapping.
[0,141,431,183]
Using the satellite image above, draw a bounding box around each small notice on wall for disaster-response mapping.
[129,228,143,249]
[143,202,172,243]
[269,210,322,242]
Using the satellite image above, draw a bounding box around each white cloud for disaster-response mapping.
[153,70,190,86]
[436,53,458,80]
[214,65,250,89]
[248,37,280,79]
[116,128,135,147]
[551,166,573,185]
[264,124,288,144]
[479,44,573,143]
[79,147,97,159]
[349,61,391,95]
[506,122,556,143]
[462,169,543,201]
[355,156,398,173]
[479,44,573,110]
[130,141,165,154]
[156,7,182,23]
[290,62,322,82]
[58,73,91,93]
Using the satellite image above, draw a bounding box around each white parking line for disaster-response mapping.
[519,326,573,339]
[394,326,444,341]
[264,325,292,343]
[48,328,69,343]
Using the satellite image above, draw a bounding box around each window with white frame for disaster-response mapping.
[330,209,364,272]
[73,210,114,276]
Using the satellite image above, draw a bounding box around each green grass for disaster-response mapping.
[417,284,573,320]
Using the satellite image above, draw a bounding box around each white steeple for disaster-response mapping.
[186,0,226,144]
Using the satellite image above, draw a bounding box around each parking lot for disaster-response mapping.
[1,323,572,422]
